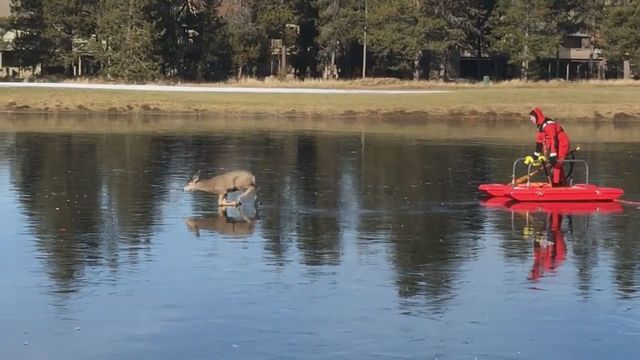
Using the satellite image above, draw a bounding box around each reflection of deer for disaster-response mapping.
[184,170,256,206]
[185,208,256,237]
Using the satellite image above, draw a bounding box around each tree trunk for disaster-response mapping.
[588,43,596,80]
[413,50,421,81]
[476,35,482,80]
[522,30,529,81]
[555,50,560,79]
[623,60,631,80]
[362,0,367,79]
[589,18,597,80]
[281,43,286,77]
[330,49,337,79]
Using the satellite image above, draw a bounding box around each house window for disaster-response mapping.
[562,37,582,49]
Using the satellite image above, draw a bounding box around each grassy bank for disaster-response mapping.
[64,76,640,89]
[1,81,640,122]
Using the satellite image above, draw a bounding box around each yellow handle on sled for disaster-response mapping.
[513,146,581,186]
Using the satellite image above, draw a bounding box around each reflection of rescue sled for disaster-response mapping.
[480,194,622,283]
[481,196,624,214]
[479,157,624,202]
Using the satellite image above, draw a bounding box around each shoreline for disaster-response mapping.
[2,111,639,143]
[2,105,638,124]
[1,82,639,123]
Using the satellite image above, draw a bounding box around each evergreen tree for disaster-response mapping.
[316,0,360,79]
[489,0,560,80]
[149,0,184,77]
[43,0,98,72]
[193,0,232,80]
[367,0,425,78]
[255,0,297,77]
[223,0,262,78]
[149,0,231,79]
[5,0,639,81]
[604,1,640,75]
[422,0,485,80]
[366,0,483,80]
[290,0,319,79]
[95,0,159,80]
[9,0,51,72]
[469,0,497,79]
[572,0,607,78]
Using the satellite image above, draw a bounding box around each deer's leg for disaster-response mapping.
[237,185,256,204]
[218,192,238,207]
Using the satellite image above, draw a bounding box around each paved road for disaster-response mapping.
[0,82,451,95]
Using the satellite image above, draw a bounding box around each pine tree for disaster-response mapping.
[149,0,183,77]
[365,0,483,80]
[367,0,425,78]
[489,0,560,80]
[290,0,319,79]
[42,0,98,73]
[316,0,360,79]
[422,0,485,80]
[193,0,232,81]
[573,0,607,79]
[255,0,297,77]
[603,1,640,76]
[9,0,51,72]
[95,0,159,81]
[473,0,498,79]
[223,0,262,78]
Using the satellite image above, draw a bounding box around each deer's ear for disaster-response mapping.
[192,171,201,182]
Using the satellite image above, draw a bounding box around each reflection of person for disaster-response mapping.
[528,212,567,282]
[526,107,571,187]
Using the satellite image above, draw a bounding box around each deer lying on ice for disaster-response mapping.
[184,170,256,206]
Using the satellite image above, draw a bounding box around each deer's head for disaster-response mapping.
[183,171,201,192]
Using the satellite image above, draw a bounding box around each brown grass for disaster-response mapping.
[60,76,640,90]
[225,77,640,90]
[1,82,640,123]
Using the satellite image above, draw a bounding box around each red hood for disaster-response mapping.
[530,107,546,125]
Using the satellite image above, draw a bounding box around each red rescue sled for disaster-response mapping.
[479,158,624,202]
[479,182,624,202]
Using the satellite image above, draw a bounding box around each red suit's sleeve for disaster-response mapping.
[543,123,559,157]
[534,132,544,156]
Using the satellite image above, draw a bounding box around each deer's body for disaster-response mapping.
[184,170,256,206]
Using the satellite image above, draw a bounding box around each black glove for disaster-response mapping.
[548,155,557,166]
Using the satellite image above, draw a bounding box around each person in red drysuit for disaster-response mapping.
[529,107,571,187]
[528,212,567,282]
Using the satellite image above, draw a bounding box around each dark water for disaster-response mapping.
[0,128,639,359]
